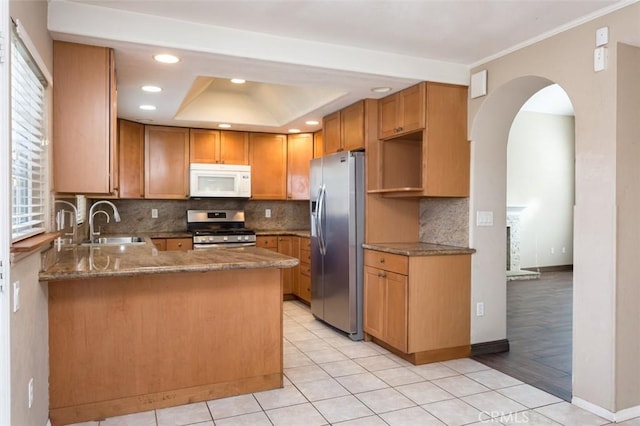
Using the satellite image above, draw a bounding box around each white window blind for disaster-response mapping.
[11,25,49,242]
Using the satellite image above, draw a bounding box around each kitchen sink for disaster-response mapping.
[81,236,145,246]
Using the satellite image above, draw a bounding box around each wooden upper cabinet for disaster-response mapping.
[53,41,117,195]
[378,83,426,139]
[144,125,190,199]
[118,120,144,199]
[322,100,375,155]
[249,133,287,200]
[189,129,249,164]
[322,111,341,154]
[341,101,365,152]
[313,131,324,158]
[287,133,313,200]
[189,129,220,163]
[371,82,469,197]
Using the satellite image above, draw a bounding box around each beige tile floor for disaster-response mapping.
[70,300,638,426]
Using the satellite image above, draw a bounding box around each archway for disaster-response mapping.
[468,75,575,395]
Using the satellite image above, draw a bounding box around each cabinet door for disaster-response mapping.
[118,120,144,198]
[313,131,324,159]
[341,100,365,151]
[219,131,249,165]
[53,41,115,194]
[364,266,385,339]
[145,126,190,199]
[277,236,295,295]
[322,111,341,154]
[287,133,313,200]
[397,83,425,135]
[249,133,287,200]
[378,95,400,140]
[165,238,192,251]
[384,271,408,352]
[189,129,220,163]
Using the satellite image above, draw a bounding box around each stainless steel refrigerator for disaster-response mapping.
[310,151,364,340]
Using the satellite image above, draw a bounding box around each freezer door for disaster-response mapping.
[309,156,324,320]
[320,152,359,334]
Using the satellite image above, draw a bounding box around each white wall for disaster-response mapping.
[468,2,640,417]
[507,111,575,268]
[8,1,52,425]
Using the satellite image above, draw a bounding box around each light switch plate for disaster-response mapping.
[594,46,607,72]
[476,211,494,227]
[13,281,20,312]
[596,26,609,47]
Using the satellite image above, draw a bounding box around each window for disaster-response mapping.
[11,25,49,242]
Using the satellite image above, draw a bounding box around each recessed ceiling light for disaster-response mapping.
[139,105,157,111]
[153,54,180,64]
[218,124,232,129]
[305,120,319,126]
[371,86,392,93]
[288,128,301,133]
[230,78,246,84]
[141,85,162,93]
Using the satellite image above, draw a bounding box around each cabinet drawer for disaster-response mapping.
[299,248,311,264]
[364,250,408,275]
[151,238,167,251]
[166,238,192,251]
[256,236,278,249]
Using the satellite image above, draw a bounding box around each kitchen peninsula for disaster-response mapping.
[40,240,298,426]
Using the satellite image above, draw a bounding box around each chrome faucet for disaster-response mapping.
[89,200,121,239]
[55,200,79,244]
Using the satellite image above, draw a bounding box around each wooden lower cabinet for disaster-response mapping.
[151,237,192,251]
[48,268,283,425]
[256,236,295,296]
[257,235,311,302]
[363,249,471,364]
[297,237,311,303]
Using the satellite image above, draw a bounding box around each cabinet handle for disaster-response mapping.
[177,242,182,247]
[378,271,387,278]
[379,258,385,264]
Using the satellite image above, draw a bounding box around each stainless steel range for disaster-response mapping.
[187,209,256,249]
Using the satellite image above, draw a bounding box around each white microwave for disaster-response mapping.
[189,163,251,198]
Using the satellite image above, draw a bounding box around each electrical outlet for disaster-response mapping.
[151,208,158,219]
[476,302,485,317]
[265,209,271,218]
[562,247,566,253]
[550,247,555,255]
[28,378,33,408]
[13,281,20,313]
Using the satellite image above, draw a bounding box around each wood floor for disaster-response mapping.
[474,270,573,401]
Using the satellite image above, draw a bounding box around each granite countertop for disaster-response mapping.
[255,229,310,238]
[362,242,476,256]
[40,237,299,281]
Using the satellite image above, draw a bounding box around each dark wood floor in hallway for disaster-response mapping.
[474,270,573,401]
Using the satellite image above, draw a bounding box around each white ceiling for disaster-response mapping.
[48,0,624,133]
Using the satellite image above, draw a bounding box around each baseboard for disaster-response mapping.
[522,265,573,273]
[470,339,510,356]
[573,396,640,422]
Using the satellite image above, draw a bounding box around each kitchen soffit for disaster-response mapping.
[50,0,624,132]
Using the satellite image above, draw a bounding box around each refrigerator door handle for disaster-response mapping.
[317,184,327,256]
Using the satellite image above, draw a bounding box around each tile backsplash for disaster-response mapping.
[89,199,310,235]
